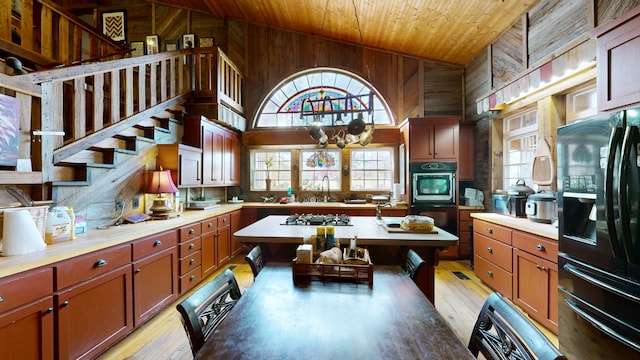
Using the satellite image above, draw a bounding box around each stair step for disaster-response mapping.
[165,108,187,121]
[57,161,116,169]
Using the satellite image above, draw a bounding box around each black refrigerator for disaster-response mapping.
[557,109,640,359]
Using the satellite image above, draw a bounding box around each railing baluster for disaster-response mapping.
[93,74,104,132]
[73,77,86,141]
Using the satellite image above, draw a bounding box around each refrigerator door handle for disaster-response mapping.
[605,127,625,257]
[619,126,640,268]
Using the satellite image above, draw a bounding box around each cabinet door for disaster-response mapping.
[512,248,558,333]
[216,215,231,265]
[0,297,54,360]
[201,231,217,278]
[409,123,434,161]
[433,123,458,159]
[230,210,243,256]
[56,265,133,360]
[224,132,240,185]
[132,247,178,326]
[202,125,224,185]
[179,146,202,186]
[458,126,474,180]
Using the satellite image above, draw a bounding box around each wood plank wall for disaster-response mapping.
[464,0,640,197]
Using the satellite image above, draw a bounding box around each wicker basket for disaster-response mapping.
[0,205,49,240]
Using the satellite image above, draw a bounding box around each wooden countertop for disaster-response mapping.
[0,204,243,279]
[234,215,458,246]
[240,201,409,210]
[470,213,558,240]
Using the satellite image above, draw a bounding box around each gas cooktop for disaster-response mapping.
[281,214,352,226]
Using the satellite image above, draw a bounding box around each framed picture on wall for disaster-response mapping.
[130,41,145,57]
[199,37,214,47]
[146,35,160,55]
[102,10,127,42]
[182,33,195,49]
[165,39,179,52]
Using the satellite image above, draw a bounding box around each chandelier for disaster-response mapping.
[299,90,375,148]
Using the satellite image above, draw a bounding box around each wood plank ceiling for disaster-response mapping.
[152,0,541,66]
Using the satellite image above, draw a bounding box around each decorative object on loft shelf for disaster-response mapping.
[199,37,214,47]
[183,33,195,49]
[146,35,160,55]
[130,41,145,57]
[165,39,179,52]
[147,167,179,215]
[101,10,126,42]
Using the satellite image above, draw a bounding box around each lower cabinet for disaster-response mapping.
[230,210,243,256]
[201,216,218,278]
[216,213,231,266]
[55,264,133,360]
[0,267,54,360]
[131,230,178,326]
[457,209,476,259]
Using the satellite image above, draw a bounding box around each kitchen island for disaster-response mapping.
[234,215,459,303]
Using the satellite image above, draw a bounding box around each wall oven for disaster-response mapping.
[410,162,457,206]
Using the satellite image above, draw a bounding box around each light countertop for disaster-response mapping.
[470,213,558,240]
[234,215,458,247]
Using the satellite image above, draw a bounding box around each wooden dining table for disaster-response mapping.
[195,263,475,359]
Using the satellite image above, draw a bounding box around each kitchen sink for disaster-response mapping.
[374,217,405,228]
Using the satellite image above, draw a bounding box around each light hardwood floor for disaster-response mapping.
[98,255,558,360]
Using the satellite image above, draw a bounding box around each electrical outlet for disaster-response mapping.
[132,196,140,208]
[116,198,124,211]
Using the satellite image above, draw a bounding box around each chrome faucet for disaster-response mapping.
[376,202,392,219]
[320,175,331,202]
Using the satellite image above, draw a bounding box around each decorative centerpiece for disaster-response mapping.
[265,157,272,191]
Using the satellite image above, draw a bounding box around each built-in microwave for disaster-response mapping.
[410,162,456,205]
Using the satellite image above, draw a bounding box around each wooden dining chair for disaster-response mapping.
[245,244,268,278]
[400,248,426,282]
[468,292,566,360]
[176,268,242,356]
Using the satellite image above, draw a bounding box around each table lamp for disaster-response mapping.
[147,167,179,214]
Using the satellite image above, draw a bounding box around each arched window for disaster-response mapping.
[253,67,393,128]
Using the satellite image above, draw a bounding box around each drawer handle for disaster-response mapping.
[190,275,196,281]
[94,259,107,267]
[46,307,54,314]
[153,240,162,247]
[536,265,547,271]
[487,271,493,277]
[189,243,195,249]
[61,300,69,307]
[0,295,3,302]
[189,229,195,234]
[207,222,213,228]
[536,244,546,251]
[189,258,195,265]
[222,218,227,223]
[486,247,493,253]
[136,268,141,273]
[486,227,493,234]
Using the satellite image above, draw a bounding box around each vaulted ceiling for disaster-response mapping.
[151,0,540,66]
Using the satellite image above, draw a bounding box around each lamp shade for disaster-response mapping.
[147,169,178,194]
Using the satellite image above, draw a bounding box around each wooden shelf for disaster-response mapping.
[0,171,43,184]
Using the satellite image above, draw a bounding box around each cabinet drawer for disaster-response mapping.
[132,230,178,261]
[474,233,513,272]
[0,267,53,313]
[180,266,202,294]
[56,244,131,290]
[513,231,558,264]
[179,237,202,257]
[474,255,513,299]
[473,219,512,245]
[180,250,201,275]
[459,211,473,222]
[179,223,201,241]
[201,217,217,234]
[217,213,230,227]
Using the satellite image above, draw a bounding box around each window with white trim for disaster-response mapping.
[250,150,291,191]
[503,109,538,190]
[300,149,341,193]
[350,147,393,191]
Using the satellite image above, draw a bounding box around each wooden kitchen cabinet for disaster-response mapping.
[457,209,478,259]
[131,230,178,326]
[512,232,559,334]
[54,244,133,360]
[458,126,475,180]
[156,144,202,187]
[230,209,243,256]
[201,216,218,278]
[473,219,513,299]
[182,115,240,186]
[407,117,459,161]
[216,213,231,265]
[592,6,640,111]
[178,222,203,294]
[0,267,54,360]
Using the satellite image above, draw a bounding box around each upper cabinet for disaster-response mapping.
[182,115,240,187]
[592,6,640,112]
[405,117,460,162]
